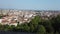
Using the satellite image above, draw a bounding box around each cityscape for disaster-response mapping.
[0,9,60,34]
[0,0,60,34]
[0,9,60,26]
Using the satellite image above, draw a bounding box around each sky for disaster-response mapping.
[0,0,60,10]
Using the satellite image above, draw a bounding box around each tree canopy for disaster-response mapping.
[0,15,60,34]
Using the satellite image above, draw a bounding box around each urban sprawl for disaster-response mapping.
[0,9,60,26]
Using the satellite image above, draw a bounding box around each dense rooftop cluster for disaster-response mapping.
[0,9,36,26]
[0,9,60,26]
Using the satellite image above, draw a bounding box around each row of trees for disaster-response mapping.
[0,15,60,34]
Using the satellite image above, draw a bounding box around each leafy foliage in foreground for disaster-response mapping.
[0,15,60,34]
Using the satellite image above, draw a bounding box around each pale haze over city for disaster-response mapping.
[0,0,60,34]
[0,0,60,10]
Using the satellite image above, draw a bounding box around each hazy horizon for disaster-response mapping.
[0,0,60,10]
